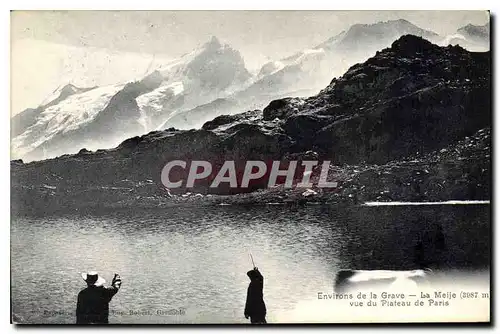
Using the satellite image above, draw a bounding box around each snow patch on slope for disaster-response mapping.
[364,200,490,206]
[136,81,184,110]
[136,81,184,130]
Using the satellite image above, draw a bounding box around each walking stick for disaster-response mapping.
[249,253,256,268]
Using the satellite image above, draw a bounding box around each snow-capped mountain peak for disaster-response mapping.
[12,35,255,162]
[38,83,95,108]
[204,35,223,50]
[134,36,252,131]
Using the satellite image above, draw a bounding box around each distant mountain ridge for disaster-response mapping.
[458,23,489,41]
[11,19,490,162]
[11,36,252,162]
[233,19,440,105]
[160,19,443,130]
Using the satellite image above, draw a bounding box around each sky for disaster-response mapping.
[11,10,489,116]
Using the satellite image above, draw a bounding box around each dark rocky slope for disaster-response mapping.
[11,35,491,215]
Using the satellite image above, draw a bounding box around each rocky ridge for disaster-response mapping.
[11,35,491,215]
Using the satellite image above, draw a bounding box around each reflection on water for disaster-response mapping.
[11,204,490,324]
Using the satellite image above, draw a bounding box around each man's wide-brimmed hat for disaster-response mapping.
[81,271,106,287]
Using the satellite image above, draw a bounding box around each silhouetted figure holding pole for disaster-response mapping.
[76,272,122,324]
[244,267,267,324]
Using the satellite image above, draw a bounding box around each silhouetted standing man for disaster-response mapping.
[76,271,122,324]
[244,267,267,324]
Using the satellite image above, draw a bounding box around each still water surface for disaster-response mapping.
[11,204,490,323]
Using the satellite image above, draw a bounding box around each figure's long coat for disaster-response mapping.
[244,269,266,320]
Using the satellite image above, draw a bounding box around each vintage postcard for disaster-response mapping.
[10,10,491,324]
